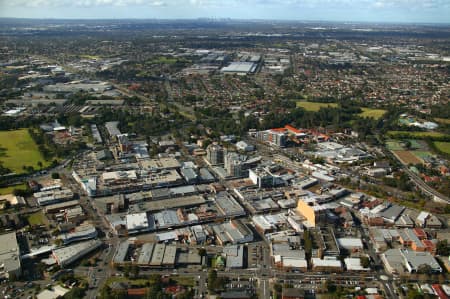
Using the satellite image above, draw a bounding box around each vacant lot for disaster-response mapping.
[434,142,450,154]
[387,131,447,139]
[27,211,48,226]
[296,101,338,111]
[434,118,450,125]
[392,150,423,165]
[0,129,49,174]
[359,108,387,119]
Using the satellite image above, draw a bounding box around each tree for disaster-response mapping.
[273,283,282,294]
[64,287,86,299]
[123,263,131,278]
[417,264,433,275]
[37,161,43,170]
[436,239,450,256]
[360,256,370,268]
[131,264,139,278]
[323,279,337,293]
[197,248,207,257]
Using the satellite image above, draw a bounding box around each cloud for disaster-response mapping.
[1,0,449,9]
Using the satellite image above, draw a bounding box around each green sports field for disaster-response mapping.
[387,131,447,139]
[434,142,450,154]
[359,108,387,119]
[0,129,49,174]
[296,101,338,111]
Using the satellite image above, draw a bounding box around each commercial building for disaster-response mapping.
[337,238,364,252]
[43,81,112,94]
[212,220,254,245]
[105,121,121,138]
[162,245,177,267]
[90,124,102,144]
[215,192,246,217]
[256,129,287,147]
[296,197,328,227]
[0,232,21,279]
[59,205,86,224]
[249,167,281,188]
[272,242,307,271]
[113,241,130,264]
[52,240,102,268]
[381,249,442,274]
[44,200,80,214]
[344,258,370,271]
[126,212,154,234]
[282,289,305,299]
[37,285,69,299]
[416,211,442,228]
[380,204,405,223]
[223,245,244,269]
[34,188,74,206]
[311,257,342,272]
[221,62,257,74]
[59,224,98,245]
[139,157,181,171]
[235,141,254,152]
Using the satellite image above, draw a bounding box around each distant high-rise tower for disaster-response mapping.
[206,143,224,165]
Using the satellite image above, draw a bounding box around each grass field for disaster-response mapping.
[386,140,403,151]
[434,142,450,154]
[359,108,387,119]
[171,276,195,287]
[387,131,448,139]
[0,183,27,195]
[413,151,434,159]
[0,129,49,174]
[80,55,101,59]
[296,101,338,111]
[27,211,48,226]
[407,139,426,150]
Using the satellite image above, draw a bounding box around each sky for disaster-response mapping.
[0,0,449,23]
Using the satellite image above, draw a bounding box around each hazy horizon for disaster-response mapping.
[1,0,450,24]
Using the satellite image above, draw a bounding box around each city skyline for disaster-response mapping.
[1,0,450,24]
